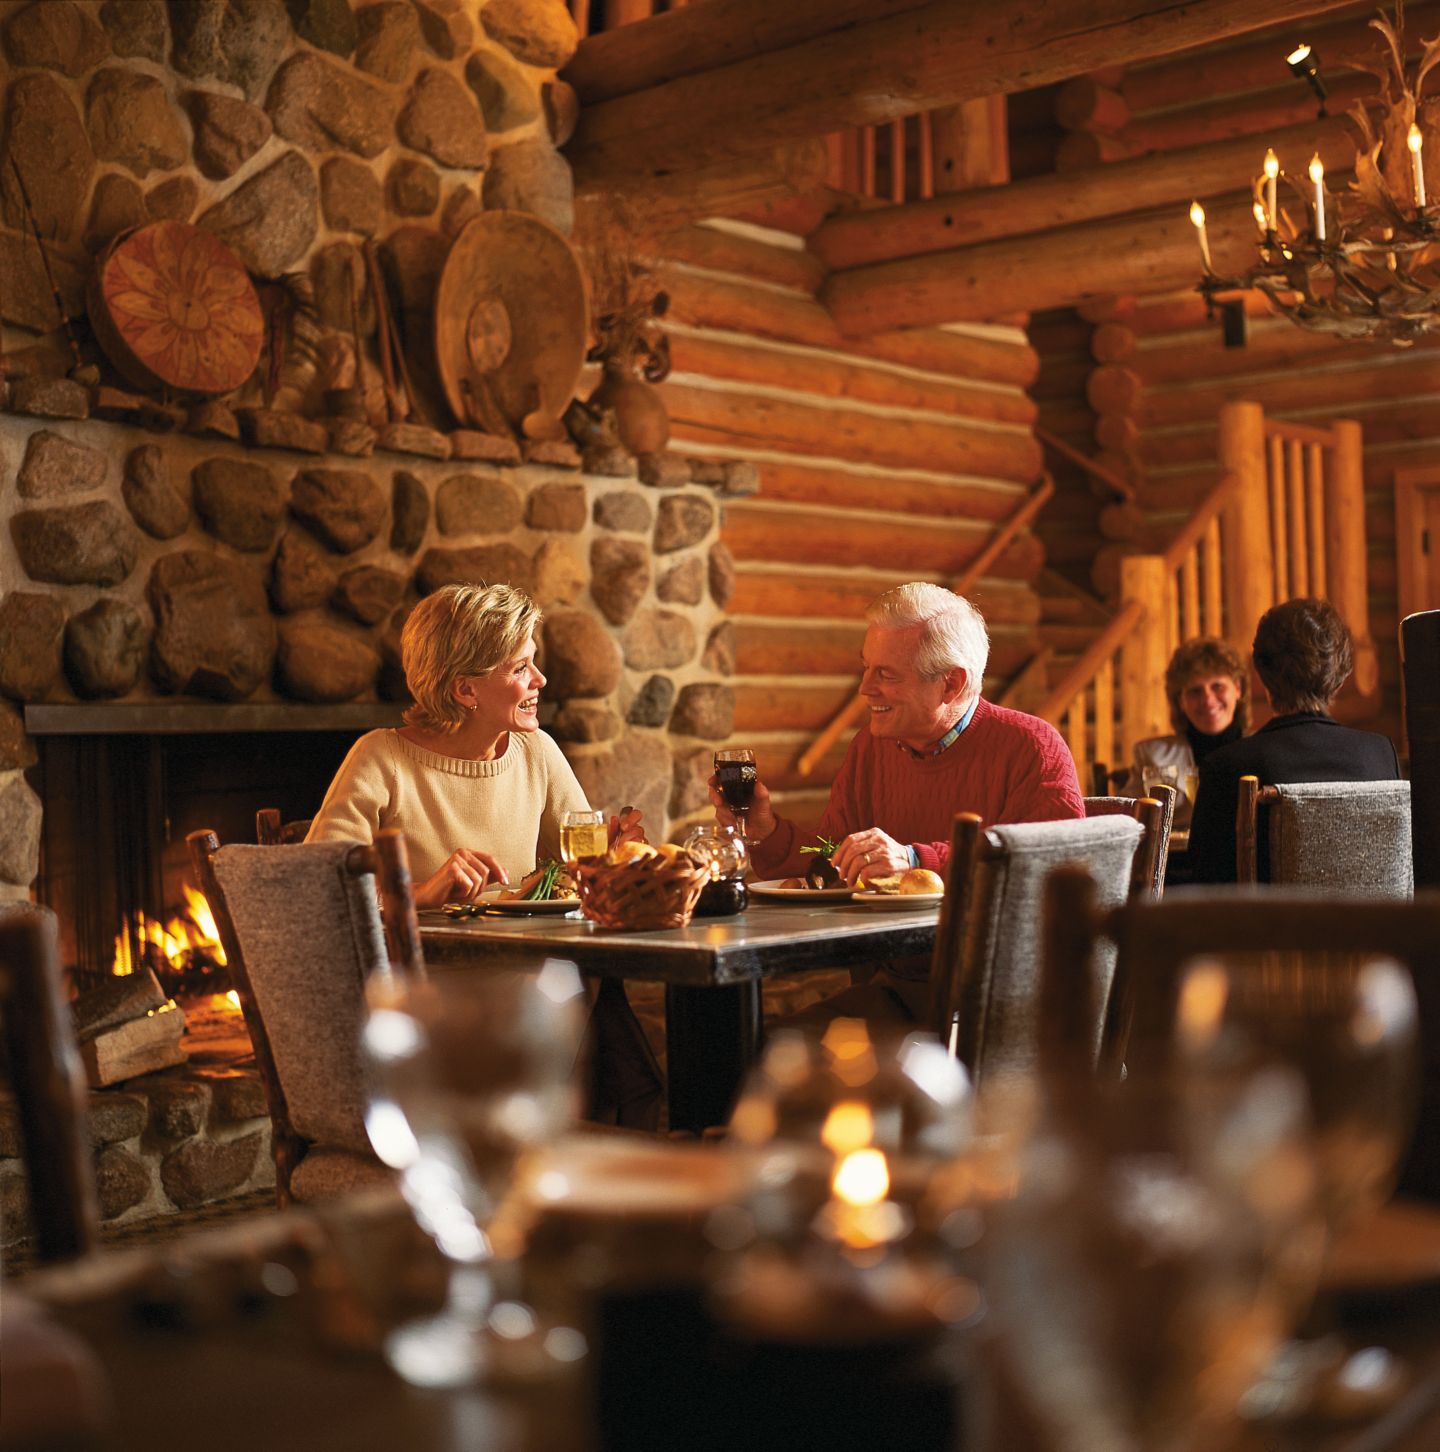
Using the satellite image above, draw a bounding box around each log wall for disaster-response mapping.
[653,220,1046,829]
[1081,3,1438,740]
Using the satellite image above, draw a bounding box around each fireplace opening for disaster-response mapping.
[29,709,397,996]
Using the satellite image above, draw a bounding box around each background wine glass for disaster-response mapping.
[363,961,588,1387]
[714,747,758,842]
[561,808,607,863]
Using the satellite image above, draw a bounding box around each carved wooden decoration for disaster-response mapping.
[89,221,264,395]
[434,212,588,439]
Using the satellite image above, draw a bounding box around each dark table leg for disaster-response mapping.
[663,982,762,1134]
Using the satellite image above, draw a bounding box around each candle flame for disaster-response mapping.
[821,1101,875,1156]
[832,1148,890,1208]
[1309,153,1324,184]
[1189,200,1206,227]
[1409,124,1424,155]
[1263,149,1280,180]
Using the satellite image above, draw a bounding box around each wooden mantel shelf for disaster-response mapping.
[23,704,405,736]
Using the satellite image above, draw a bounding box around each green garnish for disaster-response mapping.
[524,858,563,901]
[799,836,838,859]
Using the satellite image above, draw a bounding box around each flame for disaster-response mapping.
[833,1148,890,1208]
[111,885,228,977]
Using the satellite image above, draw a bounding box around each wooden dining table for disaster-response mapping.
[419,897,941,1133]
[12,1176,1440,1452]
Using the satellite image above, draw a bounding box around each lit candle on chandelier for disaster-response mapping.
[1409,124,1427,210]
[1309,154,1326,241]
[1263,149,1280,231]
[1189,200,1213,273]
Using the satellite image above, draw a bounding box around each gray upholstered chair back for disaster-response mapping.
[1269,780,1413,899]
[959,815,1142,1085]
[210,840,388,1160]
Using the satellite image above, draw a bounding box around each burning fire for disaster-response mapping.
[112,884,228,978]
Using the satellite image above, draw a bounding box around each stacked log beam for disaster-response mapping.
[653,223,1048,827]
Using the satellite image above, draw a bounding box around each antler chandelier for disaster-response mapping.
[1189,7,1440,345]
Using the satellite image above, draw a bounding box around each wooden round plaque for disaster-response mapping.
[88,221,264,395]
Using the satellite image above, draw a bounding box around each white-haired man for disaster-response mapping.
[713,582,1083,886]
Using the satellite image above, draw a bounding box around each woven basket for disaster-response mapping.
[574,851,707,930]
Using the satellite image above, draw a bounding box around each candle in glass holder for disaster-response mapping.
[1410,124,1427,210]
[1309,154,1326,241]
[1263,149,1280,231]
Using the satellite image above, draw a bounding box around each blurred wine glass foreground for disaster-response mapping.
[977,1065,1323,1452]
[1175,951,1420,1419]
[362,962,587,1388]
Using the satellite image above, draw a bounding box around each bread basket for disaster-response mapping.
[574,850,707,930]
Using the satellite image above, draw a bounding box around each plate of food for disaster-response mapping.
[749,879,857,902]
[850,868,945,909]
[443,860,580,916]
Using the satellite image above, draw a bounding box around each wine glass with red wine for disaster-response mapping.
[714,747,758,843]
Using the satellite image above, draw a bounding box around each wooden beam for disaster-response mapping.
[565,0,1355,189]
[810,115,1357,271]
[576,138,830,236]
[822,196,1262,334]
[563,0,932,105]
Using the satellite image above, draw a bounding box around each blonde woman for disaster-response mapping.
[309,582,640,907]
[309,581,657,1125]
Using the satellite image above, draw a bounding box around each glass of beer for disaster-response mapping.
[714,747,758,841]
[560,808,607,863]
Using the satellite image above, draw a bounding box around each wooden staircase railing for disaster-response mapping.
[1038,400,1377,773]
[794,475,1054,776]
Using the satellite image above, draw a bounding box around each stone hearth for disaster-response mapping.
[0,996,274,1254]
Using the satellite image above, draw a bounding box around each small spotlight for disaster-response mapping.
[1286,43,1328,115]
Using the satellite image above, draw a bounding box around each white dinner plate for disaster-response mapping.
[748,879,856,902]
[849,890,944,910]
[460,887,582,916]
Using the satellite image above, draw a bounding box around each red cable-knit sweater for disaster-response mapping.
[751,697,1084,880]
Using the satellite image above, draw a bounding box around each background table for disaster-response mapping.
[421,900,940,1132]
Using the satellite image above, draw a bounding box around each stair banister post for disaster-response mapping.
[1119,554,1170,761]
[1217,401,1273,655]
[1328,419,1378,698]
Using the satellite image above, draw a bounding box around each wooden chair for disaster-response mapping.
[255,809,313,845]
[0,905,100,1263]
[1083,785,1175,897]
[1236,775,1413,894]
[926,811,1144,1085]
[188,828,425,1207]
[1045,872,1440,1199]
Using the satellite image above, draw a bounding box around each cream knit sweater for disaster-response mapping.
[306,728,590,884]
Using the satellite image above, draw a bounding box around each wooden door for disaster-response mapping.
[1396,469,1440,618]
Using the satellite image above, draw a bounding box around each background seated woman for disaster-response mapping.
[307,581,658,1126]
[1187,597,1401,884]
[1125,635,1249,828]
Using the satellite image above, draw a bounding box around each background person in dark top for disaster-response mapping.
[1188,598,1401,883]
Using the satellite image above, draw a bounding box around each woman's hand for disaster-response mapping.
[707,774,778,843]
[414,848,509,910]
[831,829,909,887]
[608,805,646,849]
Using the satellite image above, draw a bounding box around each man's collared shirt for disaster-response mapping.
[897,698,980,865]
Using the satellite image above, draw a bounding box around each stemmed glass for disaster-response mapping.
[362,960,588,1387]
[1173,951,1420,1418]
[713,747,758,843]
[977,1063,1323,1452]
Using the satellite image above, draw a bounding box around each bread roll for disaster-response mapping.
[898,868,944,894]
[611,840,658,866]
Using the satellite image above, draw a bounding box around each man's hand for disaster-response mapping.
[707,773,778,843]
[414,848,509,909]
[831,829,910,886]
[608,805,646,849]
